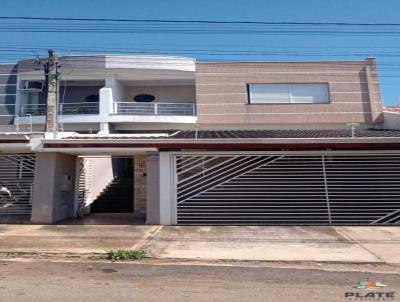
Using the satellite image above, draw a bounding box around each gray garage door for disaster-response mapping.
[175,153,400,225]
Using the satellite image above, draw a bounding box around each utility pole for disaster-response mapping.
[44,50,60,136]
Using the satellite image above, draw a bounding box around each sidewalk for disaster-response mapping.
[0,224,399,264]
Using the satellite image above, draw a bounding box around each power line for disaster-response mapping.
[1,17,400,36]
[0,16,400,26]
[3,46,400,57]
[0,23,400,36]
[2,41,400,50]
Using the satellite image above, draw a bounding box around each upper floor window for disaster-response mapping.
[134,94,155,102]
[248,83,330,104]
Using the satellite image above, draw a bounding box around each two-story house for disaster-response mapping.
[0,55,399,225]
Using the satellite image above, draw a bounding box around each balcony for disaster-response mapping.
[20,104,47,116]
[60,102,99,115]
[20,103,100,116]
[19,102,195,117]
[14,78,197,129]
[114,102,196,116]
[16,98,197,129]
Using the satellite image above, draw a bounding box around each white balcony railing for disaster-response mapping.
[20,102,99,116]
[114,102,196,116]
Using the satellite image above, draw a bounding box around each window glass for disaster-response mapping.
[290,84,329,104]
[248,83,329,104]
[249,84,289,104]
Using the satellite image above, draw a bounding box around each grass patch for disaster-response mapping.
[106,250,147,261]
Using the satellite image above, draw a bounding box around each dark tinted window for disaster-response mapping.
[134,94,155,102]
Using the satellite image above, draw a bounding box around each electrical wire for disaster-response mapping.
[0,16,400,26]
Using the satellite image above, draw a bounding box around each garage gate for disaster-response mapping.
[0,154,36,218]
[175,153,400,225]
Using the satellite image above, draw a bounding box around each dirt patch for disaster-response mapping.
[101,268,118,273]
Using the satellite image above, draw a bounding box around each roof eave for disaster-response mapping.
[42,137,400,146]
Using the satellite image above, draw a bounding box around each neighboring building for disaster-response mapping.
[383,106,400,130]
[0,55,399,225]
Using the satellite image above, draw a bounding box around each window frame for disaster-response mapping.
[246,83,331,105]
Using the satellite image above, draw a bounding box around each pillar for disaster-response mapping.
[31,152,77,223]
[133,154,147,219]
[146,152,160,224]
[365,58,384,124]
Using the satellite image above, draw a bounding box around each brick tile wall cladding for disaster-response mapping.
[133,155,147,219]
[195,59,383,125]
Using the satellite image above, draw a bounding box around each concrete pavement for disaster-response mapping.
[0,224,399,264]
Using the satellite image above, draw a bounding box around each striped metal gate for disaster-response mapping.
[175,153,400,225]
[0,154,35,217]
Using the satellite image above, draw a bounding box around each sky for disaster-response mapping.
[0,0,400,105]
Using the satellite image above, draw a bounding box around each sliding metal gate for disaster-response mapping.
[0,154,35,217]
[175,153,400,225]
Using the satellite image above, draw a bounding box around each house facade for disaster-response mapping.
[0,55,399,225]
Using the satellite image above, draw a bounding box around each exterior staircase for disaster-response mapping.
[90,177,133,213]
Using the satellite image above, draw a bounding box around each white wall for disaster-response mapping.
[83,156,114,207]
[159,153,175,225]
[124,85,195,103]
[145,152,175,225]
[105,55,196,72]
[105,78,125,102]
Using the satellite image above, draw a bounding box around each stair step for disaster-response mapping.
[91,177,134,213]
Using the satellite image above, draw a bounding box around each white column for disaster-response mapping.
[98,87,113,134]
[105,77,125,103]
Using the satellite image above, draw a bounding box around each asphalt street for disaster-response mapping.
[0,260,399,302]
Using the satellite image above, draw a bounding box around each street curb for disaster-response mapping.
[0,251,394,266]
